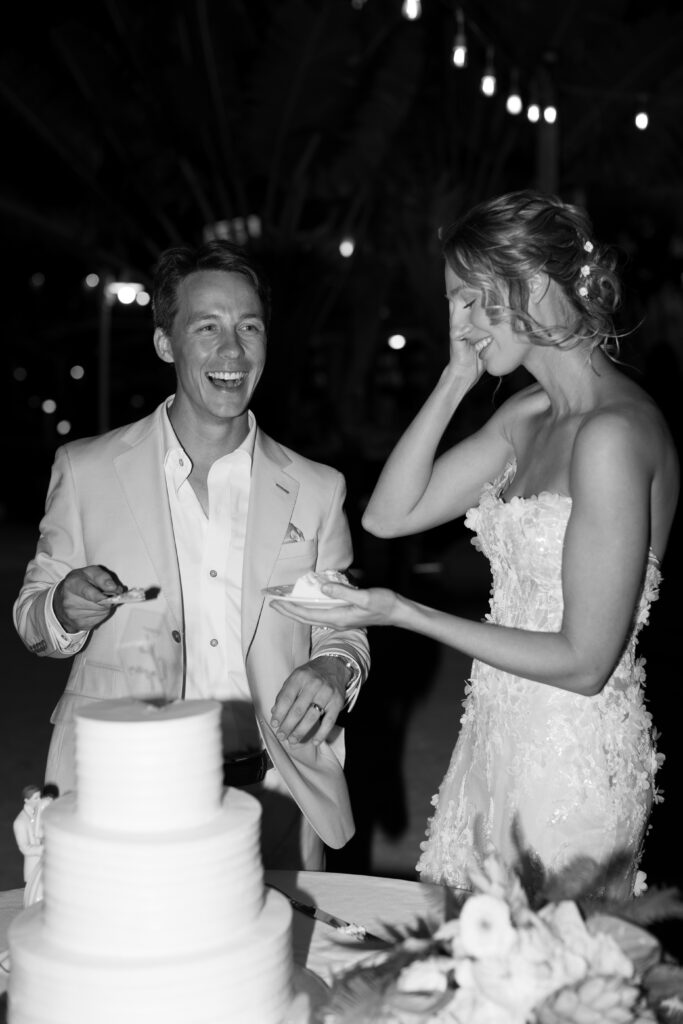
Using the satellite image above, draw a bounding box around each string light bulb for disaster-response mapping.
[452,8,467,68]
[401,0,421,19]
[527,102,541,123]
[480,47,496,97]
[506,70,523,115]
[634,98,649,130]
[543,105,557,124]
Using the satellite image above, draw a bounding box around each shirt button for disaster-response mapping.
[172,630,181,643]
[209,569,217,578]
[209,638,218,647]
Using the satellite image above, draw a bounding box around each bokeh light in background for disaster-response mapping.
[70,365,85,380]
[388,334,407,351]
[115,285,137,305]
[41,399,57,414]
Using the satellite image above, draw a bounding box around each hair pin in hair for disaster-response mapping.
[583,240,594,254]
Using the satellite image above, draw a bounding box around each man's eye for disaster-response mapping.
[464,299,476,309]
[241,322,264,333]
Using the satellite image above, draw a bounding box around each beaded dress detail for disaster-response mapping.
[416,460,663,897]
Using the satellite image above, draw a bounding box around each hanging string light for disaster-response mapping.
[452,7,467,68]
[480,47,496,97]
[401,0,421,19]
[506,69,523,115]
[634,95,649,130]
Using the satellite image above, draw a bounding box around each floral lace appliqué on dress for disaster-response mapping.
[416,460,663,898]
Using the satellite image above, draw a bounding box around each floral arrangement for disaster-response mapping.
[316,856,683,1024]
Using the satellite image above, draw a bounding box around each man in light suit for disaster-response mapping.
[14,240,369,870]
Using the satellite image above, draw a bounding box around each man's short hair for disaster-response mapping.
[21,785,41,801]
[152,240,272,335]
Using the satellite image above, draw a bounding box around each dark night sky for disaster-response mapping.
[2,0,683,521]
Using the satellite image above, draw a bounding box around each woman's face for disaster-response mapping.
[445,264,530,376]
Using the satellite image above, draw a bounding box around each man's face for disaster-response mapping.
[154,269,267,433]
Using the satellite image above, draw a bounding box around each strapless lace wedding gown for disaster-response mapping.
[416,461,663,897]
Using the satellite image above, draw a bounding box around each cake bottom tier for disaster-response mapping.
[8,890,292,1024]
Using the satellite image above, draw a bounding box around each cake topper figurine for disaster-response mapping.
[13,783,59,906]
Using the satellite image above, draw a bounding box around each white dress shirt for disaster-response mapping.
[162,406,260,752]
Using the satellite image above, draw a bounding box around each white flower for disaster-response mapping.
[583,240,594,253]
[449,985,525,1024]
[396,957,450,995]
[544,902,633,979]
[458,894,517,958]
[580,264,591,276]
[436,921,462,942]
[634,870,648,896]
[578,285,588,297]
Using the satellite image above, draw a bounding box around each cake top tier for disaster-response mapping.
[75,699,223,832]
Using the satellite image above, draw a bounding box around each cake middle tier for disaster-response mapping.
[41,788,264,958]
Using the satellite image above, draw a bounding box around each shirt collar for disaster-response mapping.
[162,396,258,474]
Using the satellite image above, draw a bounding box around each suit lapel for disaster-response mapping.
[113,409,183,629]
[242,430,298,655]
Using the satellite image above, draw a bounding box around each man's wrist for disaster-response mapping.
[46,583,89,651]
[311,650,362,710]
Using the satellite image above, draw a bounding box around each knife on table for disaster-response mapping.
[267,884,390,946]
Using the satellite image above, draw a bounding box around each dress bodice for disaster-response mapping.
[464,459,661,670]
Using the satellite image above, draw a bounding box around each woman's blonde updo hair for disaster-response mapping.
[441,190,622,356]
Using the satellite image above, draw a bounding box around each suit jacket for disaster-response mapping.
[13,809,42,884]
[14,402,370,848]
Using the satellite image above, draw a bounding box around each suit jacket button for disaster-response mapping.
[172,630,181,643]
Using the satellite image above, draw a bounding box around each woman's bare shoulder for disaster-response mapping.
[585,376,674,448]
[575,379,678,492]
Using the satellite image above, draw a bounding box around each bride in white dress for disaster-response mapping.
[272,190,679,898]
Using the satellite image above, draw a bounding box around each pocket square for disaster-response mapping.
[284,522,305,543]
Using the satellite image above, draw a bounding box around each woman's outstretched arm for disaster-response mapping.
[276,409,666,697]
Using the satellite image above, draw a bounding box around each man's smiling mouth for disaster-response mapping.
[205,370,248,387]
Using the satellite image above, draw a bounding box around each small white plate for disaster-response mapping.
[264,588,350,607]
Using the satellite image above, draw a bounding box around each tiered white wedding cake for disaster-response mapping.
[8,699,294,1023]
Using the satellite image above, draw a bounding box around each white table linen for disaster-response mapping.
[0,871,446,997]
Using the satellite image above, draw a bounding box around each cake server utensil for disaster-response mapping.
[266,884,389,946]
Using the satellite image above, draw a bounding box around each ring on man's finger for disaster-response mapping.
[309,702,325,715]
